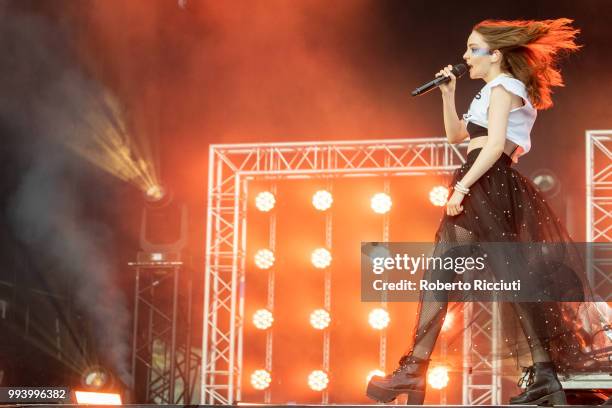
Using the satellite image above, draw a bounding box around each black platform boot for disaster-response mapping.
[509,362,567,406]
[366,352,430,404]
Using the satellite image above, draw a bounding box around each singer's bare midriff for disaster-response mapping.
[467,136,519,157]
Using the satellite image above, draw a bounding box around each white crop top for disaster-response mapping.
[462,73,537,157]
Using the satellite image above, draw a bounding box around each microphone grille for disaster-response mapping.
[452,63,468,77]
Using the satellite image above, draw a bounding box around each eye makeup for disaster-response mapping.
[470,47,492,57]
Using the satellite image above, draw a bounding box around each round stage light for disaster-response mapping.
[253,309,274,330]
[309,309,331,330]
[531,169,561,198]
[368,308,390,330]
[254,249,275,269]
[371,193,392,214]
[145,185,166,201]
[311,248,331,269]
[428,366,450,389]
[533,174,556,191]
[442,311,454,332]
[81,366,112,390]
[255,191,276,212]
[250,369,272,390]
[366,369,385,383]
[429,185,449,207]
[368,308,391,330]
[307,370,329,391]
[312,190,333,211]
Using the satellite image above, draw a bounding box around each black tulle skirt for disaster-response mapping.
[423,148,611,373]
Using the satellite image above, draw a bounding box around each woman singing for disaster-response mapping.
[366,18,610,405]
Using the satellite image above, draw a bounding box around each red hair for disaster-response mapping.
[474,18,581,110]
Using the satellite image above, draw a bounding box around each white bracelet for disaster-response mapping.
[455,181,470,194]
[456,180,469,190]
[455,181,469,192]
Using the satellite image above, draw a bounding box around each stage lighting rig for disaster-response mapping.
[81,366,113,390]
[139,184,188,263]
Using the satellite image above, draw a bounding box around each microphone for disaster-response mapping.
[411,64,468,96]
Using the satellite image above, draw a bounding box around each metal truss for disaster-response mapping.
[462,301,501,405]
[203,138,510,405]
[586,130,612,300]
[130,259,198,404]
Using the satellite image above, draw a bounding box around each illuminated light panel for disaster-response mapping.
[74,391,122,405]
[255,191,276,212]
[150,253,164,262]
[368,308,390,330]
[309,309,331,330]
[371,193,392,214]
[429,185,449,207]
[252,309,274,330]
[250,369,272,390]
[312,190,333,211]
[307,370,329,391]
[428,366,450,389]
[254,249,275,269]
[311,248,331,269]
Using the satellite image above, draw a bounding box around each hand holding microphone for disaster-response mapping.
[411,63,467,96]
[436,64,458,94]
